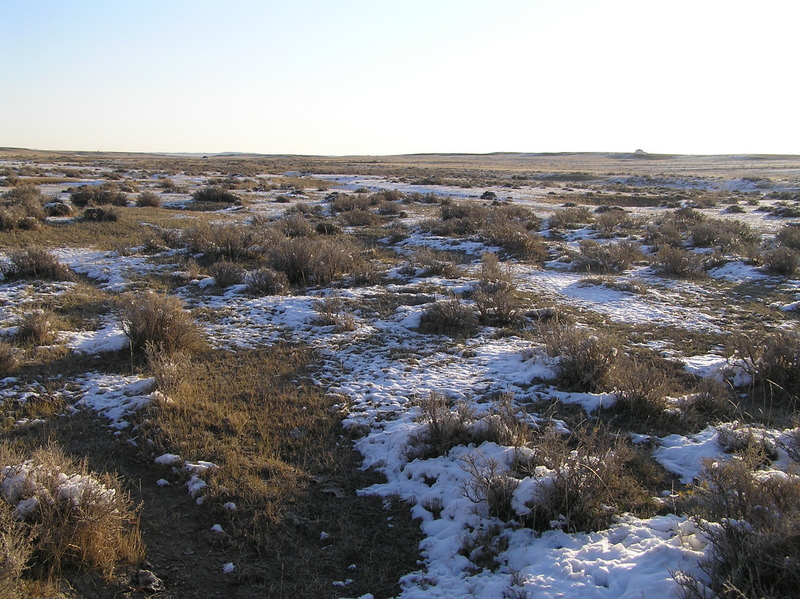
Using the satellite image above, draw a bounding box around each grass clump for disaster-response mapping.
[0,443,143,582]
[191,185,241,205]
[118,291,207,356]
[14,310,60,347]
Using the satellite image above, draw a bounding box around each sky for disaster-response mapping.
[1,0,798,156]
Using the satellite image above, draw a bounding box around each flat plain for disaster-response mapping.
[1,148,799,599]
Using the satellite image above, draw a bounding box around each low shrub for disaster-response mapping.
[542,324,618,392]
[136,191,162,208]
[762,246,799,275]
[2,185,46,221]
[460,452,519,521]
[313,295,357,332]
[0,444,143,581]
[777,225,800,251]
[82,206,119,222]
[417,295,478,337]
[473,253,520,326]
[43,201,72,217]
[0,342,19,376]
[483,218,549,261]
[70,183,127,207]
[519,428,658,533]
[407,248,461,278]
[266,236,362,286]
[732,330,800,400]
[278,214,314,238]
[316,222,341,235]
[210,261,245,287]
[549,206,593,230]
[572,240,641,273]
[15,310,59,346]
[118,291,207,356]
[679,456,800,599]
[652,245,704,277]
[608,359,674,426]
[183,222,265,262]
[3,248,73,281]
[689,218,757,251]
[339,208,380,227]
[245,267,289,295]
[191,185,241,204]
[409,393,477,459]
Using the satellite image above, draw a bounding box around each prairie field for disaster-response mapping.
[1,148,799,598]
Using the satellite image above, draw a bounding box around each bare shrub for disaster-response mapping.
[0,342,19,377]
[689,218,757,251]
[762,246,799,275]
[473,253,520,326]
[3,248,72,281]
[652,246,705,277]
[70,183,127,207]
[267,236,362,286]
[313,295,357,332]
[118,291,207,356]
[245,267,289,295]
[521,428,657,533]
[191,185,241,204]
[777,225,800,251]
[210,261,245,288]
[549,206,593,230]
[15,310,59,346]
[136,191,162,208]
[460,452,519,521]
[0,444,143,581]
[572,240,641,273]
[316,222,341,235]
[417,295,478,337]
[542,324,618,392]
[409,393,476,458]
[679,457,800,599]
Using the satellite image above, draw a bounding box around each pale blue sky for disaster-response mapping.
[1,0,797,155]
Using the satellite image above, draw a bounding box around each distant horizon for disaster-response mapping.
[4,146,800,160]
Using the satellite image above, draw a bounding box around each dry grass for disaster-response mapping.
[0,443,143,583]
[140,345,344,529]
